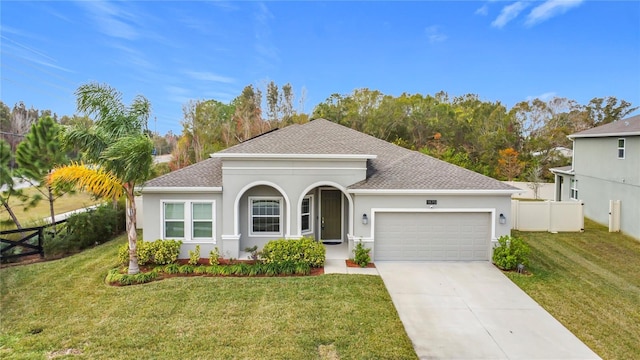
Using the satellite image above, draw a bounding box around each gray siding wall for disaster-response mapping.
[215,157,365,257]
[554,174,574,202]
[220,158,365,238]
[574,137,639,186]
[573,137,640,240]
[350,194,513,260]
[142,192,222,258]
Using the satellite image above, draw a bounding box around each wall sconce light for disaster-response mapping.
[499,213,507,225]
[362,213,368,225]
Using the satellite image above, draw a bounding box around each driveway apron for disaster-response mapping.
[376,262,601,360]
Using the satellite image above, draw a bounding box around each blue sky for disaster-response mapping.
[2,1,639,134]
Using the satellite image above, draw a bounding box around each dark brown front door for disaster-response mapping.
[321,190,342,240]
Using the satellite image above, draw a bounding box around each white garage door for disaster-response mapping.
[375,212,491,261]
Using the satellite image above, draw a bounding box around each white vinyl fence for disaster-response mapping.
[511,200,584,232]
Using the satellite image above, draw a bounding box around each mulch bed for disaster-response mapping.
[345,259,376,268]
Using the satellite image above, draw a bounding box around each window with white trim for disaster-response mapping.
[570,179,578,200]
[164,202,185,238]
[618,138,625,159]
[163,201,215,241]
[250,197,282,236]
[301,195,313,234]
[192,202,214,239]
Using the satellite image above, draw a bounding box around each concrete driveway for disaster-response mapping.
[376,262,601,360]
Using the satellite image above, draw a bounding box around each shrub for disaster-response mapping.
[492,235,530,271]
[209,247,220,265]
[118,239,182,266]
[352,241,371,267]
[46,202,125,256]
[188,245,200,265]
[261,237,325,268]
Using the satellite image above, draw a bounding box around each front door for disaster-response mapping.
[321,190,342,241]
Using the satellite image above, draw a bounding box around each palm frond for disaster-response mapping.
[100,135,154,184]
[48,163,123,199]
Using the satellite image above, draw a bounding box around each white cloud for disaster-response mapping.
[77,1,140,40]
[491,1,529,28]
[525,0,584,27]
[526,92,557,101]
[475,4,489,16]
[425,25,447,43]
[184,71,235,84]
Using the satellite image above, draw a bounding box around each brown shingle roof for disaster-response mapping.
[569,114,640,138]
[144,157,222,187]
[145,118,516,191]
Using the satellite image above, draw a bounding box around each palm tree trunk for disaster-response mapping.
[125,183,140,274]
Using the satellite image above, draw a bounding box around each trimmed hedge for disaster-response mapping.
[118,239,182,266]
[261,237,325,268]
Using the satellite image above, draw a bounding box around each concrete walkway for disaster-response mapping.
[376,261,601,360]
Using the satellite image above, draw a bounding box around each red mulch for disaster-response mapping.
[345,259,376,268]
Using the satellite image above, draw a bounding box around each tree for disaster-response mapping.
[0,139,28,230]
[266,81,279,123]
[50,83,153,274]
[584,96,638,128]
[233,85,265,142]
[15,116,70,224]
[497,148,524,181]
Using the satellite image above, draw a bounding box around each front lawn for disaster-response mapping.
[0,235,416,359]
[509,219,640,360]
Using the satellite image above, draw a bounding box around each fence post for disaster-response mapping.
[38,227,44,258]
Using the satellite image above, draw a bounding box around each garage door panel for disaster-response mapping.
[375,212,491,261]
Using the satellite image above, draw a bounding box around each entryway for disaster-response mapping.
[320,189,342,243]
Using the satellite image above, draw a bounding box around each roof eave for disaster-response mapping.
[211,153,377,160]
[347,189,522,195]
[141,186,223,193]
[569,131,640,139]
[549,168,574,175]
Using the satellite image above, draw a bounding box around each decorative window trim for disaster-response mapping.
[162,200,216,242]
[301,195,314,234]
[570,179,579,200]
[249,196,283,237]
[618,138,625,159]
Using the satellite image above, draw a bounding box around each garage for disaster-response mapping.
[374,212,491,261]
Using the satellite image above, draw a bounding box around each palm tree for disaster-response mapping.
[49,83,153,274]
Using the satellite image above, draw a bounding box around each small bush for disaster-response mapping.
[179,264,195,274]
[352,241,371,267]
[209,247,220,265]
[261,237,325,268]
[188,245,200,265]
[118,239,182,266]
[106,268,159,285]
[492,235,530,271]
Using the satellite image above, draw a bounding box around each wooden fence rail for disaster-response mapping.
[0,220,67,261]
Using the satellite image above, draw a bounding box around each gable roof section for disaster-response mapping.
[569,114,640,138]
[144,118,517,192]
[144,157,222,188]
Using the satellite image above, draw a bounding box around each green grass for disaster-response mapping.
[508,219,640,360]
[0,235,417,360]
[1,187,102,228]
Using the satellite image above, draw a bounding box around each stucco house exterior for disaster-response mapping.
[551,114,640,240]
[141,119,519,261]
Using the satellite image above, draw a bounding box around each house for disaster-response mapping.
[551,114,640,240]
[141,119,519,261]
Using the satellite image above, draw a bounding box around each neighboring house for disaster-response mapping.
[551,114,640,240]
[142,119,519,261]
